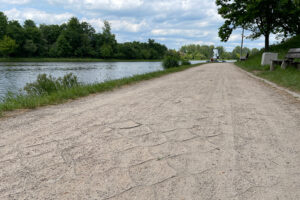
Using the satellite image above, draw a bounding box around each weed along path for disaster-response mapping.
[1,63,300,199]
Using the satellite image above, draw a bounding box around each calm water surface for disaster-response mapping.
[0,60,207,99]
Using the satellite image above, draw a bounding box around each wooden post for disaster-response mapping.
[281,60,287,69]
[240,27,244,61]
[270,61,274,71]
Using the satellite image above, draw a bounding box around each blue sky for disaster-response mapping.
[0,0,279,51]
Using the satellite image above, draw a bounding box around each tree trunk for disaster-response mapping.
[265,32,270,51]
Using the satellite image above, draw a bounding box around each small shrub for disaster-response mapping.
[181,60,191,66]
[58,73,79,88]
[24,73,79,96]
[162,50,180,69]
[24,74,58,95]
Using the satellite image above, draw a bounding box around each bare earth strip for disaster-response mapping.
[0,63,300,200]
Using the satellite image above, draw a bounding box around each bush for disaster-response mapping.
[24,73,79,95]
[59,73,79,88]
[162,50,180,69]
[181,60,191,66]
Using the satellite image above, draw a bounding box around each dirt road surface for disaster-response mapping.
[1,63,300,199]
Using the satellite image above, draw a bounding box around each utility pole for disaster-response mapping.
[240,27,244,60]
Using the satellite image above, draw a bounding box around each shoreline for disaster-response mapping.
[0,58,214,63]
[0,58,163,63]
[0,63,201,117]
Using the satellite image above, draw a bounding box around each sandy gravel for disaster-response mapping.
[1,63,300,199]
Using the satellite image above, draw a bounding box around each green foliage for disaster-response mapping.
[276,0,300,36]
[6,20,25,56]
[23,40,37,56]
[23,20,43,56]
[0,12,8,39]
[0,36,18,57]
[100,43,113,58]
[181,60,191,65]
[251,48,260,56]
[100,20,117,57]
[216,0,300,50]
[231,46,251,59]
[24,20,36,29]
[40,24,61,44]
[0,12,167,59]
[163,57,179,69]
[215,46,225,58]
[180,44,214,59]
[24,73,79,96]
[24,74,58,95]
[117,40,167,60]
[180,44,256,60]
[55,34,72,57]
[60,73,79,88]
[163,50,180,69]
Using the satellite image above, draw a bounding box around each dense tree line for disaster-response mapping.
[180,44,259,60]
[0,12,167,59]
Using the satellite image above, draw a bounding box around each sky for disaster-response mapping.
[0,0,279,51]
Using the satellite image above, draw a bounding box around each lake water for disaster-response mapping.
[0,60,236,99]
[0,60,210,99]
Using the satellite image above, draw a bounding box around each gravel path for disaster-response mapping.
[1,63,300,199]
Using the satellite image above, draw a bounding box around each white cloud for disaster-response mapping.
[83,18,148,33]
[110,19,147,32]
[229,34,242,42]
[0,0,31,5]
[4,8,73,25]
[151,29,210,38]
[195,40,215,46]
[48,0,143,10]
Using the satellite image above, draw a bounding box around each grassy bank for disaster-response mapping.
[0,63,201,117]
[236,35,300,92]
[0,58,162,62]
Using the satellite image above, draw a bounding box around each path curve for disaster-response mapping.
[1,63,300,199]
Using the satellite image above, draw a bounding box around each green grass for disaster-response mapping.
[0,63,201,117]
[236,35,300,92]
[0,57,162,62]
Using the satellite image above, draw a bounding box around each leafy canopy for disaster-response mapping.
[0,35,18,57]
[0,12,168,59]
[216,0,300,50]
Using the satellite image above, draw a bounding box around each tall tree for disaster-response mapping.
[64,17,82,56]
[231,46,250,59]
[0,36,18,57]
[23,40,37,56]
[100,20,117,58]
[251,48,260,55]
[216,46,226,58]
[216,0,283,51]
[6,20,25,56]
[56,34,72,57]
[0,12,8,39]
[277,0,300,36]
[40,24,61,45]
[23,19,43,56]
[24,19,36,29]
